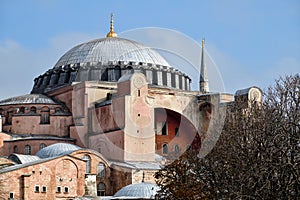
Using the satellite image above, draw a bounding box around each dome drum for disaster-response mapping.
[32,61,191,93]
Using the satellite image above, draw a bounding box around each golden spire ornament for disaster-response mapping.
[106,13,117,38]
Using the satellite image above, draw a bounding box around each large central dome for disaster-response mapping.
[31,19,191,94]
[54,37,170,68]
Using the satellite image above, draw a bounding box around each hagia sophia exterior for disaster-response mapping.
[0,15,262,199]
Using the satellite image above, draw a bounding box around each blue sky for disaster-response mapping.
[0,0,299,100]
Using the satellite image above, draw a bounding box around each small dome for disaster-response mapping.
[113,182,159,199]
[8,154,40,164]
[36,143,81,158]
[0,94,57,106]
[54,37,170,68]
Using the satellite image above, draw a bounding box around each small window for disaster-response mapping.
[186,145,191,151]
[35,185,40,192]
[13,145,18,153]
[64,187,69,193]
[174,145,180,154]
[97,183,106,196]
[56,186,61,193]
[30,106,37,113]
[175,127,179,137]
[39,143,47,150]
[24,145,31,155]
[82,155,91,173]
[162,144,168,154]
[9,192,14,198]
[40,107,50,124]
[162,121,168,135]
[19,107,25,114]
[42,186,47,193]
[97,162,106,178]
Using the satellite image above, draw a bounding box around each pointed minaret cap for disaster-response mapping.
[200,37,209,93]
[106,13,117,38]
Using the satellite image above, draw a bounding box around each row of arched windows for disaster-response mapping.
[13,143,47,155]
[161,144,191,155]
[81,155,106,178]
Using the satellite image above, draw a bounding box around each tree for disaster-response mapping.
[155,74,300,199]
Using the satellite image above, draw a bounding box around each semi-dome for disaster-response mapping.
[36,143,82,158]
[113,182,159,199]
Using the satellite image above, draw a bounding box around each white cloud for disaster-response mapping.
[0,32,100,100]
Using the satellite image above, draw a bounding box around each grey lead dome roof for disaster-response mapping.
[36,143,82,158]
[0,94,57,106]
[54,37,170,68]
[113,182,159,199]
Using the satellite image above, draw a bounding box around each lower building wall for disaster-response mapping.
[0,156,86,200]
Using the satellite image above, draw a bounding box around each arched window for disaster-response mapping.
[186,144,191,151]
[19,107,25,114]
[13,145,18,153]
[97,162,105,178]
[82,155,91,173]
[39,143,47,150]
[24,145,31,155]
[30,106,37,113]
[162,144,168,154]
[97,183,106,196]
[174,145,180,154]
[40,107,50,124]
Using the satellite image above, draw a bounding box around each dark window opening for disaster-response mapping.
[13,145,18,153]
[42,186,47,193]
[35,186,40,192]
[162,144,168,154]
[162,122,167,135]
[56,186,61,193]
[64,187,69,193]
[175,127,179,137]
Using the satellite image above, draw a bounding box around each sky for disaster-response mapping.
[0,0,299,100]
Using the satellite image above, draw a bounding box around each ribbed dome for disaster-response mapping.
[113,182,159,199]
[0,94,57,106]
[54,37,170,68]
[36,143,81,158]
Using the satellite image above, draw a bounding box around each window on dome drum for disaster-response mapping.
[19,107,25,114]
[82,155,91,173]
[97,162,105,178]
[97,183,106,196]
[175,127,179,137]
[162,144,168,154]
[174,145,180,154]
[42,186,47,193]
[13,145,18,153]
[40,107,50,124]
[64,187,69,193]
[30,106,37,114]
[40,143,47,150]
[24,145,31,155]
[56,186,61,193]
[35,185,40,192]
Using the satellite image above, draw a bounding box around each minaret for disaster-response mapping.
[106,13,117,38]
[200,38,209,93]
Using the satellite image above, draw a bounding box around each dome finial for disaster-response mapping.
[106,13,117,38]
